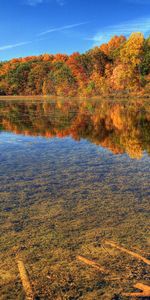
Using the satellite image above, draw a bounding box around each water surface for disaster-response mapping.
[0,98,150,300]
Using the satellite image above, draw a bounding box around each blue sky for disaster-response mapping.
[0,0,150,61]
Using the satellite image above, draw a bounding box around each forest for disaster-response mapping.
[0,33,149,97]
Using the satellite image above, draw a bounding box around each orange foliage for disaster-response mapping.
[0,33,149,96]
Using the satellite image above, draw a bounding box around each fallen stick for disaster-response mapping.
[104,240,150,266]
[77,255,108,273]
[17,260,34,300]
[122,283,150,297]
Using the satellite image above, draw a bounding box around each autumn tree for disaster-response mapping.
[110,33,145,92]
[27,62,51,95]
[5,62,31,94]
[140,37,150,78]
[43,61,77,96]
[0,32,149,96]
[100,35,126,59]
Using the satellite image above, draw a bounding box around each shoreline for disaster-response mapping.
[0,94,150,101]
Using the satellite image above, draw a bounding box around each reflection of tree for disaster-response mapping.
[1,99,150,159]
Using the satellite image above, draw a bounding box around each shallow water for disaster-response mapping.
[0,98,150,300]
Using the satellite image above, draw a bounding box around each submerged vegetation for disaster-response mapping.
[0,98,150,299]
[0,33,150,97]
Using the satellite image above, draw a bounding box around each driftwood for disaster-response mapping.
[17,260,34,300]
[77,255,108,273]
[123,283,150,297]
[104,240,150,266]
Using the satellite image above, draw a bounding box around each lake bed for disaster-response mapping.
[0,98,150,300]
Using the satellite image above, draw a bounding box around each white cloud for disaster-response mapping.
[26,0,43,5]
[25,0,65,6]
[0,21,87,53]
[38,22,88,36]
[90,17,150,45]
[56,0,65,5]
[0,41,31,51]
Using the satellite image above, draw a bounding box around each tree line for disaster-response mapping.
[0,33,149,97]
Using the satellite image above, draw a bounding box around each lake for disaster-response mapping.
[0,98,150,300]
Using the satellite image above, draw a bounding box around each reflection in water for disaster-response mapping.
[0,98,150,300]
[0,98,150,159]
